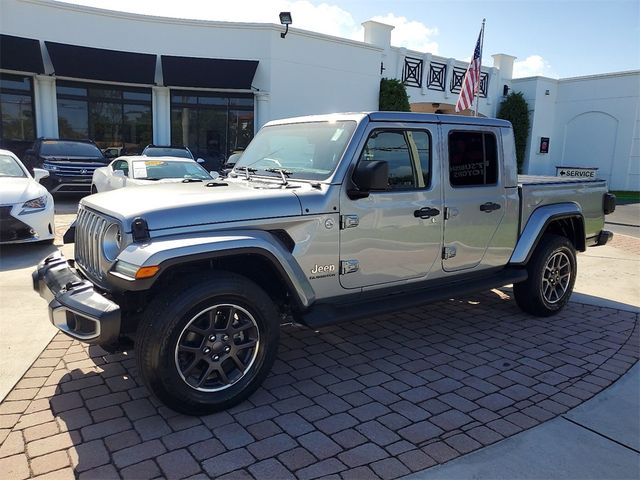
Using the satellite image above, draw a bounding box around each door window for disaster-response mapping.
[112,159,129,176]
[448,131,498,187]
[358,130,431,190]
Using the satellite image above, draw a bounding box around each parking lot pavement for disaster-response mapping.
[606,202,640,239]
[0,196,79,402]
[0,286,637,479]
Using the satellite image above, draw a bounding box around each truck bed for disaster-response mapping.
[517,175,608,240]
[518,174,604,186]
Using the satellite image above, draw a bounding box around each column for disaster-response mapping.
[152,86,171,145]
[255,92,271,130]
[33,75,58,137]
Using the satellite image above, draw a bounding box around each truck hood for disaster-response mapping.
[82,180,303,232]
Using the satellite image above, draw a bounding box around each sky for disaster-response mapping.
[56,0,639,79]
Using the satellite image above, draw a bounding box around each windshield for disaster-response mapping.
[40,141,103,157]
[131,160,211,180]
[0,154,27,178]
[144,147,193,159]
[233,121,356,181]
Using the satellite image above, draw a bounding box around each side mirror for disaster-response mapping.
[209,171,220,180]
[113,170,125,177]
[349,161,388,199]
[32,168,50,183]
[196,158,205,164]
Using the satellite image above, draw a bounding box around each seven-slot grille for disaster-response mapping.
[75,207,111,280]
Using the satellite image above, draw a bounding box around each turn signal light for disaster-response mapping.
[135,266,160,279]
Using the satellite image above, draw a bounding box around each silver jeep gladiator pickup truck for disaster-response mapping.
[34,112,615,414]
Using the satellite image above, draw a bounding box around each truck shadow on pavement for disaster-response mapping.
[11,290,638,479]
[0,244,58,272]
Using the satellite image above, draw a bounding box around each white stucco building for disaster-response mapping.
[0,0,637,189]
[513,71,640,190]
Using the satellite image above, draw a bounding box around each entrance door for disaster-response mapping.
[339,127,442,289]
[442,127,506,272]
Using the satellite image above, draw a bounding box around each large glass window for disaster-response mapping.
[56,81,152,155]
[0,74,36,158]
[171,91,254,171]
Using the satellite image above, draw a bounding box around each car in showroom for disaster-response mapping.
[0,149,55,244]
[91,156,215,193]
[22,138,109,194]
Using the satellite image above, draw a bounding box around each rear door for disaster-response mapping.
[339,125,442,289]
[442,126,506,272]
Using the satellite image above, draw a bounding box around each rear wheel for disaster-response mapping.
[135,273,280,415]
[513,234,577,317]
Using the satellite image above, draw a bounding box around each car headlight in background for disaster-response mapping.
[19,195,47,214]
[102,223,123,261]
[42,163,59,171]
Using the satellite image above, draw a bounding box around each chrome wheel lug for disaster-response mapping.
[212,354,220,361]
[224,346,231,353]
[202,347,211,354]
[208,334,216,341]
[222,335,229,341]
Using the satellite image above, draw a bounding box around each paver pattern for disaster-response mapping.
[0,289,637,479]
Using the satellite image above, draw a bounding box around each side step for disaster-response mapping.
[302,268,528,329]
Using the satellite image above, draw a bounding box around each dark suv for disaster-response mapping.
[24,139,108,194]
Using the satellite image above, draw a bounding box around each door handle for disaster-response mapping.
[480,202,501,212]
[414,207,440,219]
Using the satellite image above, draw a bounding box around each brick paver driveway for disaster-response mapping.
[1,289,637,479]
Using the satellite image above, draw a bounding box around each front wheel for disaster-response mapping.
[135,273,280,415]
[513,234,577,317]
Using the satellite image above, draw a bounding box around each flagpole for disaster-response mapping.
[474,18,486,117]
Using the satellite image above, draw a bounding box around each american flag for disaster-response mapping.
[455,23,484,113]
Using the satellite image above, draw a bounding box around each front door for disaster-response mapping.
[339,126,442,289]
[442,126,506,272]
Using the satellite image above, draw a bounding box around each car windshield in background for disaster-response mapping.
[131,160,211,180]
[0,154,27,178]
[40,141,104,157]
[233,120,357,181]
[144,148,192,159]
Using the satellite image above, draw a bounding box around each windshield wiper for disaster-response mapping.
[265,168,292,185]
[145,177,162,181]
[234,166,257,180]
[182,178,203,183]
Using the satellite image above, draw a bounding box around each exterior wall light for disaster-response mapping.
[279,12,292,38]
[503,84,510,96]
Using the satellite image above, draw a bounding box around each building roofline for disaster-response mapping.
[513,69,639,83]
[21,0,383,52]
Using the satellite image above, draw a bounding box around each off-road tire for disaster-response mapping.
[513,234,577,317]
[135,272,280,415]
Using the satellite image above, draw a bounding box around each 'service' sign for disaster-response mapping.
[555,166,598,179]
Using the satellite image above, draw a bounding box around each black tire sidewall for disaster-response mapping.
[530,235,577,313]
[138,274,279,414]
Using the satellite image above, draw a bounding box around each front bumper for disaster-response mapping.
[32,251,120,344]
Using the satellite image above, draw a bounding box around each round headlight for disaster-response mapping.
[102,223,122,261]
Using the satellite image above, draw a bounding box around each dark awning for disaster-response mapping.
[45,41,156,84]
[0,34,44,74]
[161,55,258,89]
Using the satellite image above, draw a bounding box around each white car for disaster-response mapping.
[91,156,215,193]
[0,149,55,244]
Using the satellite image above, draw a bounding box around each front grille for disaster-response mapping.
[52,165,99,177]
[75,207,111,281]
[0,206,34,242]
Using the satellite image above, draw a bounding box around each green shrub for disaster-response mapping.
[379,78,411,111]
[497,92,530,173]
